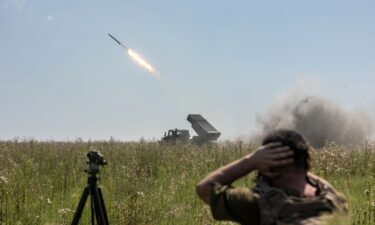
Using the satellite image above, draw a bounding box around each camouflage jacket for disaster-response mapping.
[252,173,348,225]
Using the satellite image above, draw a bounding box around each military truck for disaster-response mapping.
[162,129,190,142]
[162,114,221,145]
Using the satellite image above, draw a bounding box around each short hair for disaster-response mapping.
[262,129,311,171]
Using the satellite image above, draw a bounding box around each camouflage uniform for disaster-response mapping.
[210,174,348,225]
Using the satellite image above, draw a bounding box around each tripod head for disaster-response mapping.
[85,150,107,176]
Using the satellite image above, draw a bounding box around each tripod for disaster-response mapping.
[71,151,109,225]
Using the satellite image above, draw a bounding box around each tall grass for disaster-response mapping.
[0,140,374,224]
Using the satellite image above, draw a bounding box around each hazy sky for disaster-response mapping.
[1,0,374,141]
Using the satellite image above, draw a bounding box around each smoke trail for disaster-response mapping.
[254,84,373,147]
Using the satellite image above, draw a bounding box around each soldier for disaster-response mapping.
[196,129,348,225]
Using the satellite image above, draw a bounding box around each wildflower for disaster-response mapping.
[0,176,8,184]
[58,208,72,215]
[47,198,52,204]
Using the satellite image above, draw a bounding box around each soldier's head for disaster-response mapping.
[262,129,311,172]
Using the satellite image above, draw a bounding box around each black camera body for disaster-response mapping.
[85,150,107,175]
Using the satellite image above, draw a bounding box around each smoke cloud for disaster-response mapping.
[254,83,373,147]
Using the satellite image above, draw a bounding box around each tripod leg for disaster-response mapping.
[92,187,109,225]
[90,194,95,225]
[97,187,109,225]
[71,187,90,225]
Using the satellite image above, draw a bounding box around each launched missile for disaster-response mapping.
[108,33,128,50]
[108,33,158,76]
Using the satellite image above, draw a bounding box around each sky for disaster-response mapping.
[0,0,374,141]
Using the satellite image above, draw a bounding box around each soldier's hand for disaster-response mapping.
[248,142,294,177]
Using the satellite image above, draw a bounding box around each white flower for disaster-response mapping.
[58,208,72,214]
[0,176,8,184]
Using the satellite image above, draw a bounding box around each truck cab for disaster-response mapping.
[162,129,190,142]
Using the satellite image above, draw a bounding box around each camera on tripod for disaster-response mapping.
[85,151,107,175]
[71,150,109,225]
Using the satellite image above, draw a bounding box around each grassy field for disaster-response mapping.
[0,140,374,224]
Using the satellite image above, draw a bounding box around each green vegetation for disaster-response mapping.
[0,140,374,224]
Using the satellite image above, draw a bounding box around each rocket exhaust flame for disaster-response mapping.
[127,49,158,76]
[108,33,159,77]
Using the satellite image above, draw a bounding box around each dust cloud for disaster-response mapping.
[254,84,373,148]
